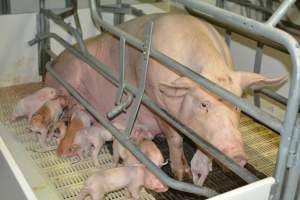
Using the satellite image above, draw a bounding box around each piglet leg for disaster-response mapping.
[92,140,104,167]
[191,150,212,186]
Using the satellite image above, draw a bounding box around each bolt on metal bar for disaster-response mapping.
[90,0,284,134]
[125,21,153,137]
[37,31,258,184]
[41,8,87,53]
[173,1,300,199]
[282,125,300,200]
[107,94,133,119]
[45,61,219,198]
[267,0,296,26]
[253,43,264,108]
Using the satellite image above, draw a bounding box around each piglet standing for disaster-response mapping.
[9,87,57,122]
[72,123,118,166]
[29,96,68,149]
[57,107,93,157]
[76,165,168,200]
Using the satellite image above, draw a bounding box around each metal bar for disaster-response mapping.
[115,36,126,106]
[107,94,133,119]
[45,62,219,198]
[172,1,300,199]
[36,31,259,183]
[42,47,57,60]
[125,21,153,137]
[37,0,51,78]
[225,30,232,47]
[71,0,83,36]
[225,0,272,15]
[114,0,124,25]
[90,0,283,133]
[41,8,87,53]
[267,0,296,26]
[282,126,300,200]
[253,43,264,107]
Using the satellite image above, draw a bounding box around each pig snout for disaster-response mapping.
[222,146,247,167]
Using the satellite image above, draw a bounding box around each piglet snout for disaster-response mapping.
[232,155,247,167]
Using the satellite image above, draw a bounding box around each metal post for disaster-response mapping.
[37,0,51,78]
[114,0,124,25]
[253,43,264,107]
[225,30,232,47]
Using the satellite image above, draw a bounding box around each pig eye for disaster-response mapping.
[201,103,207,108]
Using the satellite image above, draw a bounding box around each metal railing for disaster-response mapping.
[29,0,300,199]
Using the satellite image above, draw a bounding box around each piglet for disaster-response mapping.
[113,128,166,167]
[190,150,213,186]
[76,165,168,200]
[72,123,118,166]
[57,106,93,157]
[9,87,57,123]
[29,96,68,149]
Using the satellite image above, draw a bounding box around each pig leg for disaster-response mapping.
[127,185,142,200]
[92,140,104,167]
[191,150,212,186]
[76,188,89,200]
[112,141,120,167]
[157,119,192,180]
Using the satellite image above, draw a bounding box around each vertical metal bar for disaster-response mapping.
[114,0,124,25]
[225,30,232,47]
[115,36,126,105]
[0,0,10,14]
[253,43,264,107]
[71,0,83,36]
[267,0,296,26]
[125,21,153,137]
[263,0,273,21]
[282,126,300,200]
[38,0,51,78]
[216,0,225,8]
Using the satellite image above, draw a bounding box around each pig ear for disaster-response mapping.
[233,72,287,91]
[159,77,192,97]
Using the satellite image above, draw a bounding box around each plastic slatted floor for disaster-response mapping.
[0,83,279,200]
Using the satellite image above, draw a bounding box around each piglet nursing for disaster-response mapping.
[9,87,57,122]
[77,166,168,200]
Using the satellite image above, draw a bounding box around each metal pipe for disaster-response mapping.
[38,32,258,183]
[267,0,296,26]
[173,1,300,199]
[282,126,300,200]
[41,8,87,53]
[89,0,284,134]
[253,43,264,107]
[45,62,219,198]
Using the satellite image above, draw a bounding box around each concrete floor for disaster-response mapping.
[0,152,26,200]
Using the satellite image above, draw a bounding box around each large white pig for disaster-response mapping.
[46,13,284,181]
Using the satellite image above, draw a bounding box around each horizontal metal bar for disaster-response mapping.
[40,31,258,183]
[41,8,86,53]
[45,62,219,198]
[267,0,296,26]
[90,0,284,134]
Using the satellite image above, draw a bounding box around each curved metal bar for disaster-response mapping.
[45,62,219,198]
[38,32,258,184]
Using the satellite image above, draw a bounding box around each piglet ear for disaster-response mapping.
[233,71,287,91]
[159,77,193,97]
